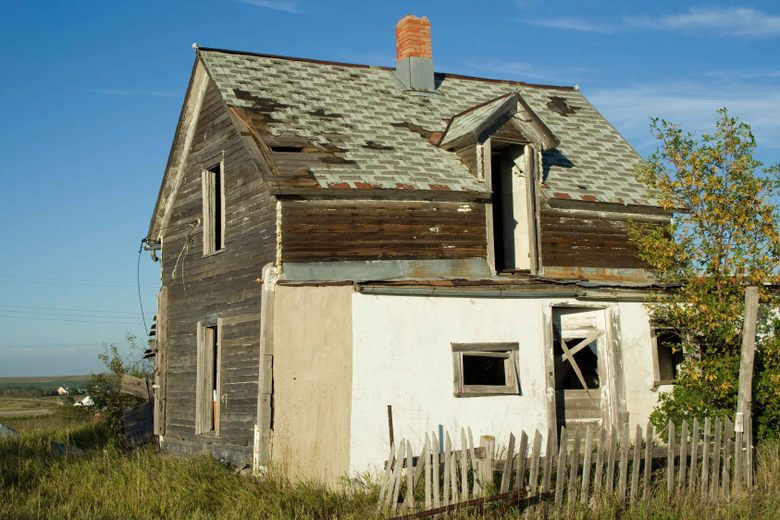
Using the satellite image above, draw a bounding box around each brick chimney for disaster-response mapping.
[395,15,435,92]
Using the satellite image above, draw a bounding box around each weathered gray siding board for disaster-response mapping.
[158,77,276,464]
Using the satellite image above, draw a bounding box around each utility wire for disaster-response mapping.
[0,312,139,326]
[0,308,144,320]
[0,276,157,289]
[0,304,142,315]
[138,239,149,336]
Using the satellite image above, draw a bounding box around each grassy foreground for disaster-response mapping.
[2,409,780,519]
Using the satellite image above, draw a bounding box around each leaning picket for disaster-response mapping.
[678,420,689,492]
[618,425,629,499]
[500,433,516,493]
[630,424,642,503]
[554,427,568,508]
[542,429,554,494]
[581,426,594,504]
[605,427,617,494]
[711,417,722,499]
[528,430,541,497]
[701,417,711,499]
[594,427,606,499]
[643,422,653,499]
[515,431,528,492]
[567,429,581,509]
[722,417,733,496]
[690,419,700,493]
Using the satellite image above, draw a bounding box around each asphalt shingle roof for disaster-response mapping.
[200,48,658,206]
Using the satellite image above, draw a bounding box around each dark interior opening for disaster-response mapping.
[490,152,506,271]
[270,145,304,153]
[207,163,223,251]
[207,325,219,432]
[554,338,600,389]
[463,354,506,386]
[657,330,683,381]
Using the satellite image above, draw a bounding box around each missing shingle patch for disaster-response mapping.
[233,89,289,113]
[309,108,342,119]
[362,141,395,151]
[547,96,579,117]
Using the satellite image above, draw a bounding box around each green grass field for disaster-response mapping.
[2,408,780,519]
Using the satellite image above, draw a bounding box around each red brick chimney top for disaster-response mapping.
[395,15,432,62]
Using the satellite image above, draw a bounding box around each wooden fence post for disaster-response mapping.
[737,286,758,491]
[478,435,495,495]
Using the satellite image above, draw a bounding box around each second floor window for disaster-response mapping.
[202,162,225,254]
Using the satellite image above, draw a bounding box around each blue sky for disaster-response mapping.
[1,1,778,376]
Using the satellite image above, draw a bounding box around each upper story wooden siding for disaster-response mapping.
[539,206,649,270]
[278,199,487,263]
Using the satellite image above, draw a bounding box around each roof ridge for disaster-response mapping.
[196,46,578,92]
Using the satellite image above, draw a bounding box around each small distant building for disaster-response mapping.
[56,386,69,396]
[74,395,94,407]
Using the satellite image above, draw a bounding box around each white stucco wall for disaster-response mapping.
[617,302,673,432]
[348,293,663,474]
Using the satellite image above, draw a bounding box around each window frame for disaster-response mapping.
[451,342,520,397]
[195,317,222,436]
[201,159,226,256]
[651,327,683,389]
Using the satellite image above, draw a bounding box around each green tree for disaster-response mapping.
[88,333,153,438]
[630,108,780,438]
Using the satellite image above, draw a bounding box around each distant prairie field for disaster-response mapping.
[0,375,90,390]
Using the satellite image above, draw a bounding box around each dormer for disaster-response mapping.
[440,93,560,275]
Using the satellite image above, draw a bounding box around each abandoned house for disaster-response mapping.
[145,15,679,484]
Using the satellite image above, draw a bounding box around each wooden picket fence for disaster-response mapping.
[377,415,753,517]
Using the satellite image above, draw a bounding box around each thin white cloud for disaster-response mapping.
[523,7,780,38]
[463,58,590,84]
[237,0,302,14]
[90,89,178,97]
[587,81,780,154]
[523,17,616,34]
[652,7,780,37]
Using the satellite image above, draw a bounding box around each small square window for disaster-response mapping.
[652,329,684,387]
[452,342,520,397]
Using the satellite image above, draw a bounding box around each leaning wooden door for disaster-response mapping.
[552,307,607,440]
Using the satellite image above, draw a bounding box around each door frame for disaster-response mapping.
[542,302,626,444]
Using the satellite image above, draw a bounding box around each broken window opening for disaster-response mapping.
[653,329,684,385]
[202,162,225,254]
[554,337,600,390]
[452,342,520,397]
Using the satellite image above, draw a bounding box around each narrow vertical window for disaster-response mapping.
[196,320,221,435]
[202,162,224,254]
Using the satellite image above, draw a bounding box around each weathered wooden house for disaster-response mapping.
[146,15,679,484]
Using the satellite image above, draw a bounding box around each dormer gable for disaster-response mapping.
[439,92,560,151]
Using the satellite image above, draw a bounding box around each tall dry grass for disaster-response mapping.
[2,409,779,519]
